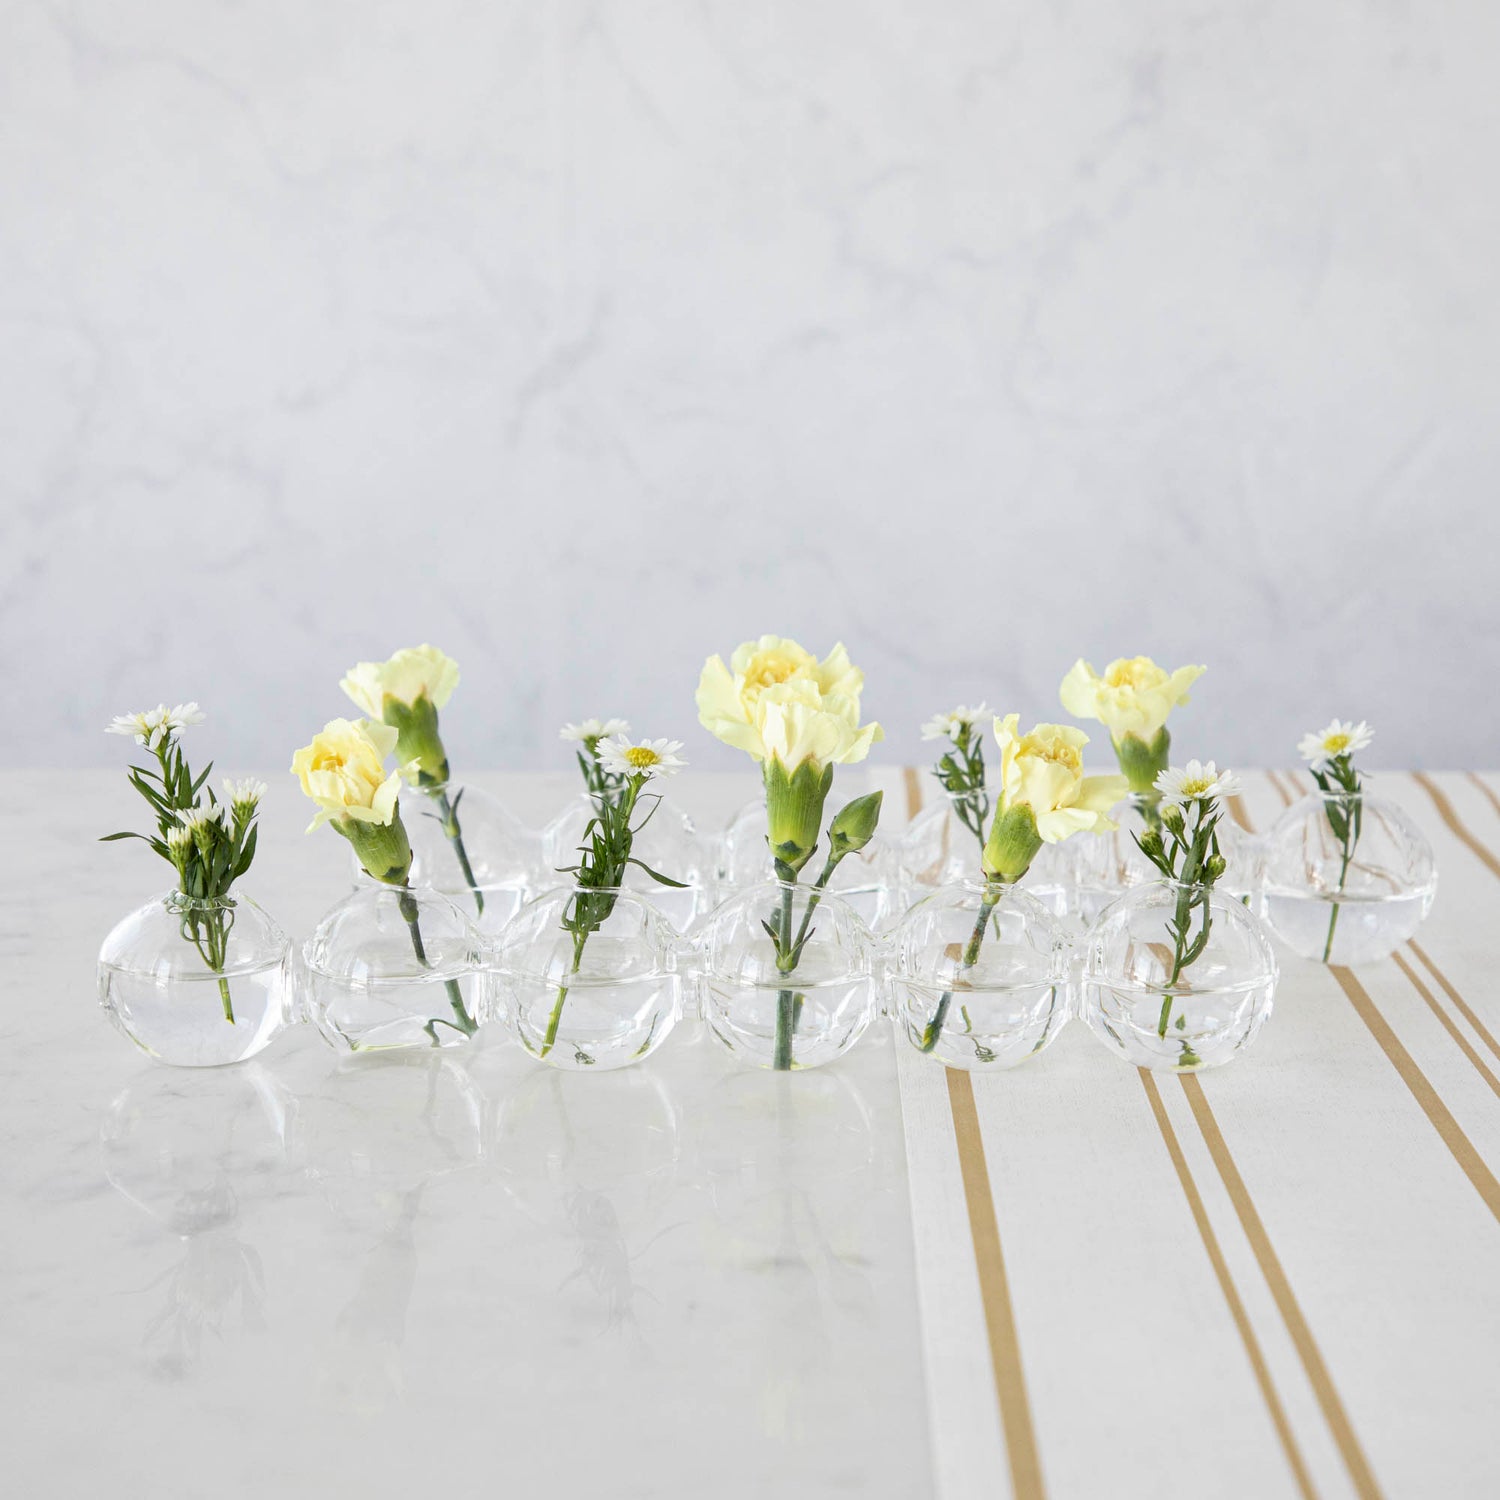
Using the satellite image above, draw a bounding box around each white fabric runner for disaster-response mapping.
[873,768,1500,1500]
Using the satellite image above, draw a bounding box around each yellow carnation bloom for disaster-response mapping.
[291,718,405,832]
[994,715,1126,844]
[341,644,460,718]
[1058,656,1204,742]
[696,636,881,770]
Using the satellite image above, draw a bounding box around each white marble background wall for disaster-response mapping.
[4,0,1498,771]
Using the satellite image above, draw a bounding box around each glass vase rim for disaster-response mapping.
[162,888,241,912]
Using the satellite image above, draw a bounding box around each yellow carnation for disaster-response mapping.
[341,644,460,718]
[696,636,881,770]
[994,715,1126,844]
[1059,656,1204,742]
[291,718,405,832]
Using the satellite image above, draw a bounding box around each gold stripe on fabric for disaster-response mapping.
[903,765,925,823]
[1466,771,1500,821]
[1409,940,1500,1070]
[1180,1077,1387,1500]
[1391,952,1500,1102]
[1139,1073,1318,1500]
[1329,967,1500,1224]
[1413,772,1500,883]
[1266,769,1297,808]
[1226,795,1255,832]
[945,1069,1046,1500]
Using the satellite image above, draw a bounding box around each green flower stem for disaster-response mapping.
[771,848,849,1071]
[1322,845,1355,964]
[435,787,484,917]
[541,776,649,1058]
[182,903,236,1024]
[540,931,587,1058]
[921,880,1003,1053]
[398,884,476,1039]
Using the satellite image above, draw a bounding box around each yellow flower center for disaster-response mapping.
[1180,776,1214,797]
[623,746,661,769]
[743,654,802,694]
[1104,657,1164,691]
[1323,733,1350,754]
[1018,731,1081,772]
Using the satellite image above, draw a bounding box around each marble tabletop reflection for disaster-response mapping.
[1,771,932,1499]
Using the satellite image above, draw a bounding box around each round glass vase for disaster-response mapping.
[721,797,901,931]
[698,879,878,1071]
[98,890,292,1067]
[1262,790,1437,964]
[1071,793,1260,921]
[543,793,713,933]
[488,886,682,1070]
[301,883,486,1052]
[1080,880,1278,1072]
[889,881,1071,1069]
[352,782,541,934]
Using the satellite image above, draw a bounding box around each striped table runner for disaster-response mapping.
[876,769,1500,1500]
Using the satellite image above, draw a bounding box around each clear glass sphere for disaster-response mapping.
[542,793,713,933]
[721,797,901,931]
[98,890,292,1067]
[890,881,1071,1069]
[1262,791,1437,964]
[698,880,878,1070]
[350,782,541,933]
[1081,881,1278,1072]
[488,886,682,1070]
[1071,794,1260,922]
[301,884,486,1052]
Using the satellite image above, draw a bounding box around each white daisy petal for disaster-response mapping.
[596,735,687,780]
[1154,759,1241,808]
[561,716,632,743]
[1299,718,1374,769]
[920,703,990,742]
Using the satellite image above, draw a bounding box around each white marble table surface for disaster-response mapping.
[1,769,932,1499]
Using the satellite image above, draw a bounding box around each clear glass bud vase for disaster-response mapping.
[98,890,292,1066]
[353,782,541,933]
[698,880,878,1070]
[543,794,713,933]
[890,881,1071,1069]
[301,884,486,1052]
[1262,790,1437,964]
[487,886,682,1070]
[1080,880,1278,1072]
[721,799,901,931]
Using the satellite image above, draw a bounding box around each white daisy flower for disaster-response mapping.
[596,736,687,780]
[165,824,194,859]
[1298,719,1374,769]
[561,717,632,743]
[222,777,267,811]
[162,702,205,733]
[105,705,169,746]
[921,704,990,743]
[1155,760,1243,808]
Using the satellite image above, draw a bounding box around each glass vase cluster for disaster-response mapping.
[98,889,293,1066]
